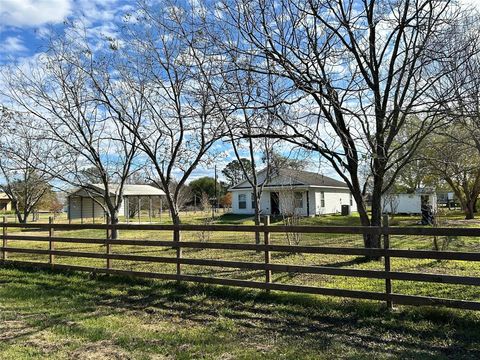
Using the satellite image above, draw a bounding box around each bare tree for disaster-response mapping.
[1,29,140,235]
[427,13,480,219]
[0,107,55,223]
[278,186,303,246]
[425,130,480,219]
[223,0,468,248]
[102,1,227,236]
[220,60,278,244]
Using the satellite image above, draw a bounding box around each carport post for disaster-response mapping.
[159,196,163,221]
[92,198,95,224]
[49,216,55,267]
[138,196,141,223]
[80,196,84,224]
[149,196,153,223]
[68,196,72,224]
[2,216,7,261]
[126,197,130,224]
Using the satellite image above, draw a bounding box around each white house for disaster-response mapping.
[67,184,165,222]
[382,189,437,215]
[229,168,356,216]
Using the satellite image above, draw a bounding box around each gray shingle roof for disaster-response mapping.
[230,168,348,189]
[276,168,348,188]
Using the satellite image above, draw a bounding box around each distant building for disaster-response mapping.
[436,191,457,208]
[0,192,12,212]
[229,168,356,216]
[67,184,166,222]
[382,188,437,215]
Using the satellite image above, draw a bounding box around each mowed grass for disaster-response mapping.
[1,266,480,359]
[4,211,480,301]
[1,211,480,358]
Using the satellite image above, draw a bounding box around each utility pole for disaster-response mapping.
[215,164,218,213]
[213,164,217,218]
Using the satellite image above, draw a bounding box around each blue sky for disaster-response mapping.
[0,0,328,183]
[2,0,479,61]
[0,0,134,62]
[5,0,474,184]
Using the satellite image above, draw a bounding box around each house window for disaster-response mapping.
[320,192,325,207]
[238,194,247,209]
[350,194,353,206]
[294,192,303,209]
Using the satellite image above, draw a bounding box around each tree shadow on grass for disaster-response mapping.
[1,263,480,359]
[319,256,373,268]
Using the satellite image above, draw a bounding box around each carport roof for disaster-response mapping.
[68,184,165,197]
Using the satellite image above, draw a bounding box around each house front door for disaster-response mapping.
[270,192,280,215]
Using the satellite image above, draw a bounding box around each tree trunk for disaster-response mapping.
[172,209,181,242]
[110,210,120,240]
[369,191,382,248]
[465,200,475,220]
[253,192,261,245]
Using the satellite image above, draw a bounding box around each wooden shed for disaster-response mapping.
[67,184,166,223]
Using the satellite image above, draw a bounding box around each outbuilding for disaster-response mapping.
[229,168,356,216]
[382,189,437,215]
[67,184,166,223]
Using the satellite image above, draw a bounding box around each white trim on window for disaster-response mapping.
[238,194,247,209]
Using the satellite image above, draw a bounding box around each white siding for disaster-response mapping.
[231,191,255,215]
[231,188,357,216]
[69,196,125,219]
[382,194,437,214]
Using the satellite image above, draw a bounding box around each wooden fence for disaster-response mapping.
[1,216,480,311]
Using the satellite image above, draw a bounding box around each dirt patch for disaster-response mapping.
[68,340,132,360]
[443,219,480,226]
[24,330,73,355]
[0,320,34,341]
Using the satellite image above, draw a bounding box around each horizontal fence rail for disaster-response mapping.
[1,217,480,311]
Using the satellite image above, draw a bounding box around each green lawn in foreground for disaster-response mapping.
[1,266,479,360]
[1,210,480,358]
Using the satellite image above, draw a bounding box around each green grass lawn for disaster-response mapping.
[1,211,480,359]
[1,266,479,359]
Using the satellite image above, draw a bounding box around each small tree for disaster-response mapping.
[0,107,55,223]
[219,192,232,209]
[1,30,140,237]
[196,192,214,242]
[278,188,303,246]
[200,192,211,213]
[222,159,253,186]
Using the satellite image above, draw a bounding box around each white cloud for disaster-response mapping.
[0,0,72,27]
[462,0,480,9]
[0,36,27,54]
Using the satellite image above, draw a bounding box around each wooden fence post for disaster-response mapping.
[49,216,55,268]
[175,226,182,277]
[106,215,111,270]
[2,216,7,261]
[383,214,393,310]
[263,215,271,291]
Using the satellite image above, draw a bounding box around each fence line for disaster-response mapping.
[1,217,479,311]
